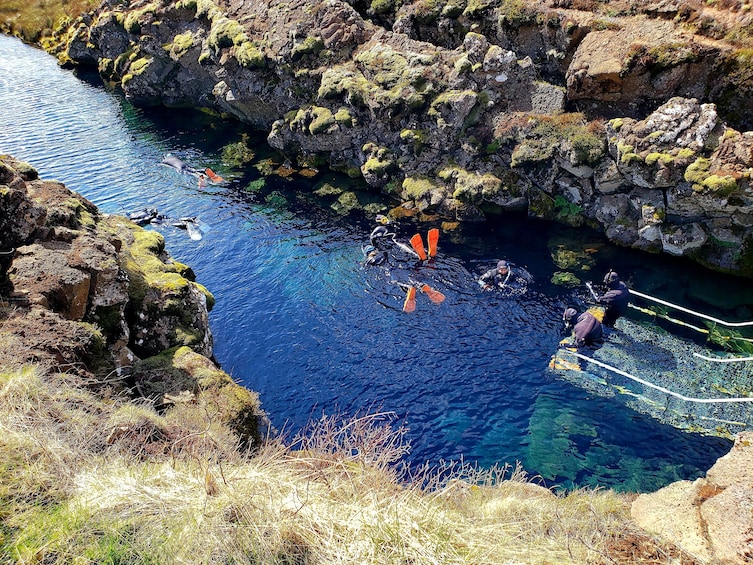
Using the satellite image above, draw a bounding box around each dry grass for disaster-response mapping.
[0,0,97,43]
[0,363,699,564]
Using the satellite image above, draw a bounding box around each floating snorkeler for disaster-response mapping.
[478,259,532,296]
[361,215,445,312]
[161,154,225,184]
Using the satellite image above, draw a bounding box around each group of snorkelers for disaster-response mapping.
[362,214,631,347]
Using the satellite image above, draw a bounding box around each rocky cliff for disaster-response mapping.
[42,0,753,276]
[0,154,268,448]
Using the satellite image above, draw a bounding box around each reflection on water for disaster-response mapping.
[2,34,750,492]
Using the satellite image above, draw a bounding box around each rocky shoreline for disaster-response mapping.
[0,154,268,448]
[40,0,753,276]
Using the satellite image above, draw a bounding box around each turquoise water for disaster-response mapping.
[1,34,747,492]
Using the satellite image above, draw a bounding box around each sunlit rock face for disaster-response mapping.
[48,0,753,275]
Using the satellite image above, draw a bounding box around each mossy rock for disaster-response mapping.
[135,346,266,448]
[684,157,738,195]
[208,17,246,51]
[400,128,429,152]
[682,156,710,183]
[222,138,255,167]
[291,36,324,60]
[122,3,158,34]
[235,41,265,68]
[166,31,194,58]
[402,176,437,200]
[331,191,359,215]
[309,107,335,135]
[371,0,396,14]
[644,152,674,166]
[363,156,394,177]
[313,182,344,198]
[551,271,581,287]
[448,168,503,203]
[334,107,353,126]
[319,45,437,112]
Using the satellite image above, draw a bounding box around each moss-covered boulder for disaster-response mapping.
[133,346,268,449]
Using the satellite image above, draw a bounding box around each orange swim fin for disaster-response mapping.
[420,284,445,304]
[403,286,417,312]
[410,233,427,261]
[205,168,224,183]
[427,228,439,258]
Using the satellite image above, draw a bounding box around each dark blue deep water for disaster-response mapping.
[1,35,748,492]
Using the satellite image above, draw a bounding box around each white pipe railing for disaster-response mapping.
[630,289,753,328]
[693,352,753,363]
[561,350,753,404]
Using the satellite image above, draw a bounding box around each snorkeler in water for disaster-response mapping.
[478,259,532,294]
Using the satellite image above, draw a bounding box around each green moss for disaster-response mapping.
[371,0,395,13]
[221,137,255,167]
[464,0,493,16]
[308,107,335,134]
[702,174,738,195]
[334,107,353,127]
[208,17,246,51]
[245,178,266,193]
[684,157,711,184]
[616,141,634,154]
[166,31,194,58]
[608,118,624,131]
[194,0,221,19]
[498,0,538,26]
[403,176,437,200]
[400,128,428,151]
[445,167,503,203]
[513,114,605,168]
[644,152,673,166]
[97,58,113,77]
[551,271,581,287]
[319,44,438,112]
[676,147,695,159]
[198,51,212,65]
[265,191,287,208]
[129,57,150,75]
[291,36,324,59]
[363,156,393,177]
[175,0,198,11]
[620,152,643,165]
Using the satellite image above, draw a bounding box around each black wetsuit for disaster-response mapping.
[597,280,630,327]
[571,311,603,347]
[479,264,531,289]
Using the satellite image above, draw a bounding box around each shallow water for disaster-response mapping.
[1,34,749,492]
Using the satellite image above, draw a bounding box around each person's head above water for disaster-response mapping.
[497,260,509,274]
[603,270,620,287]
[563,307,578,323]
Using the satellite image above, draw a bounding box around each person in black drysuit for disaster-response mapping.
[587,270,630,328]
[562,307,603,347]
[479,260,532,293]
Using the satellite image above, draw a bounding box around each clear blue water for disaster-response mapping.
[1,34,747,492]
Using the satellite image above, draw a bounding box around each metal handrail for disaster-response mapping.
[562,350,753,404]
[630,289,753,328]
[693,352,753,363]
